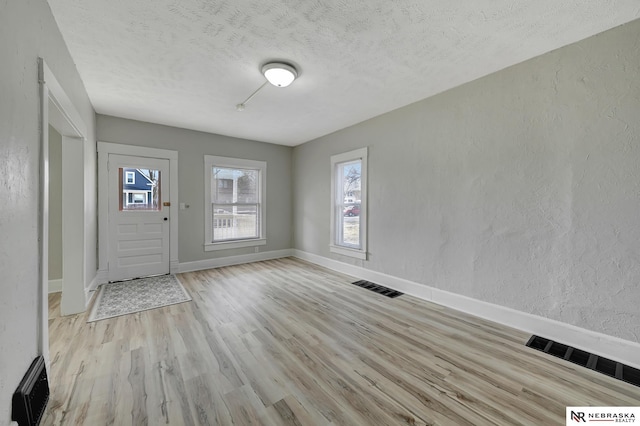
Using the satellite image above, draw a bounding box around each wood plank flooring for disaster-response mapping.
[43,257,640,425]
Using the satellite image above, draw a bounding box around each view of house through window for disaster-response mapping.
[330,147,367,259]
[336,160,362,248]
[211,167,260,242]
[204,155,266,251]
[119,167,161,211]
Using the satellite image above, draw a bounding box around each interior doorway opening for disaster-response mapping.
[39,58,90,368]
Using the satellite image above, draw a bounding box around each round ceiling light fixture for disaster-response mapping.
[261,62,298,87]
[235,61,299,111]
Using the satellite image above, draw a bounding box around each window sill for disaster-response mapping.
[205,238,266,252]
[329,245,367,260]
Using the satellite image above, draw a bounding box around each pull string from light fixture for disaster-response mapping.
[235,62,298,111]
[236,81,268,111]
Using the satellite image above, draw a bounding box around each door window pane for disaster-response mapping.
[119,167,161,211]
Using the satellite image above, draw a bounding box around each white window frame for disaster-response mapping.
[125,170,135,184]
[330,147,367,260]
[125,191,149,206]
[204,155,266,251]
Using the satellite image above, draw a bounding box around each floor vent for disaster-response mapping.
[351,280,403,298]
[12,356,49,426]
[526,335,640,388]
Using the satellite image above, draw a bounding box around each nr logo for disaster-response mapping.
[571,411,586,422]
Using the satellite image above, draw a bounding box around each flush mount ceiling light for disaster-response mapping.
[261,62,298,87]
[236,61,299,111]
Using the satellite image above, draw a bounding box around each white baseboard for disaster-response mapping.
[84,274,99,308]
[48,279,63,294]
[96,268,108,285]
[170,259,180,274]
[293,249,640,370]
[178,249,293,273]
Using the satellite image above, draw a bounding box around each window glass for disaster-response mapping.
[125,171,135,184]
[204,156,266,250]
[336,160,362,248]
[330,148,367,259]
[211,167,260,241]
[119,167,161,211]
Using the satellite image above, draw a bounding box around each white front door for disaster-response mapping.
[108,154,170,281]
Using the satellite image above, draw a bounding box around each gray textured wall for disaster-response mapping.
[97,115,293,263]
[0,1,96,423]
[293,20,640,343]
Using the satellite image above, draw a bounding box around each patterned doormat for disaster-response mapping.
[88,275,191,322]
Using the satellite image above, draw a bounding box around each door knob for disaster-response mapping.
[164,217,168,221]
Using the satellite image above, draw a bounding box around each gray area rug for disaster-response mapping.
[88,275,191,322]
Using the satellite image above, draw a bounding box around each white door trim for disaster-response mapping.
[61,136,88,315]
[38,58,89,368]
[98,142,179,283]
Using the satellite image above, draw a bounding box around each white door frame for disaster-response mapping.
[97,142,179,283]
[38,58,89,367]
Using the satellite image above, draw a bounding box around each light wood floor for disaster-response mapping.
[43,257,640,425]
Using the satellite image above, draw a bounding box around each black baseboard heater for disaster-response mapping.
[12,356,49,426]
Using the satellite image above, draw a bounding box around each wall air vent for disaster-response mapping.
[526,335,640,388]
[351,280,403,298]
[12,356,49,426]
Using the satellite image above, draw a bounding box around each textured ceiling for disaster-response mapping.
[47,0,640,146]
